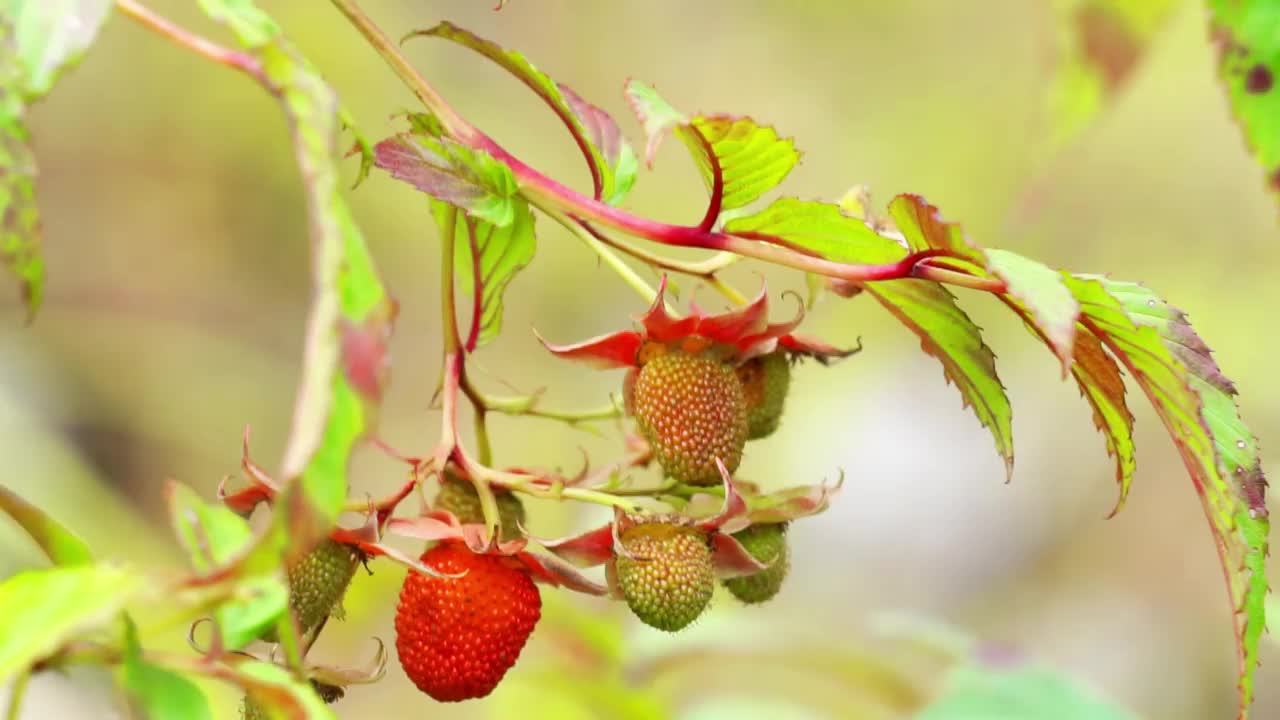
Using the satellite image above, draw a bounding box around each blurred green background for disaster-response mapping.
[3,1,1277,718]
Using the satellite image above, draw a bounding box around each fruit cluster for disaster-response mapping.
[229,283,848,711]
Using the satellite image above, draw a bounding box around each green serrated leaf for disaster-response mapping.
[166,480,253,574]
[867,279,1015,480]
[1066,275,1268,716]
[919,662,1135,720]
[681,116,800,211]
[725,197,903,263]
[434,198,536,350]
[197,2,394,575]
[888,195,1079,372]
[624,82,797,218]
[409,23,637,206]
[1061,327,1136,514]
[0,484,92,565]
[119,617,213,720]
[725,199,1014,478]
[1046,0,1182,154]
[0,564,137,683]
[1209,0,1280,206]
[374,133,519,226]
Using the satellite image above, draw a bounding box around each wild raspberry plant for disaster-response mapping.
[0,1,1273,719]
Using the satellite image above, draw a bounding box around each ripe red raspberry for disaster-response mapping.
[632,350,748,486]
[395,542,542,702]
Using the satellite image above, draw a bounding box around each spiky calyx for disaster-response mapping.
[632,351,747,486]
[614,521,715,632]
[395,542,542,702]
[285,538,361,635]
[736,351,791,440]
[722,523,790,604]
[434,472,526,541]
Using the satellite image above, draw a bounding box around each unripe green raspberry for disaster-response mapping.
[285,538,361,634]
[434,472,526,541]
[614,521,714,632]
[736,351,791,440]
[632,351,748,486]
[722,523,789,604]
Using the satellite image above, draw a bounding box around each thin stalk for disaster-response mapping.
[540,204,665,308]
[913,264,1007,293]
[116,0,269,86]
[472,408,493,466]
[460,373,622,425]
[327,0,477,142]
[5,669,30,720]
[578,221,748,304]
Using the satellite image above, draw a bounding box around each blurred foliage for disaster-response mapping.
[2,1,1279,719]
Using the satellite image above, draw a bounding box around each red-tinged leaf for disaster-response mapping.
[889,195,1079,375]
[1209,0,1280,208]
[740,480,843,525]
[1065,275,1268,716]
[1066,329,1136,516]
[778,332,863,364]
[0,485,92,566]
[623,79,687,167]
[695,460,750,534]
[558,83,638,205]
[434,199,536,350]
[866,279,1015,480]
[1003,300,1136,517]
[709,533,771,579]
[535,328,643,370]
[407,22,636,205]
[539,524,617,568]
[517,551,609,595]
[340,302,396,401]
[374,133,518,226]
[1046,0,1181,152]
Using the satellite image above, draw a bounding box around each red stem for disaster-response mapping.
[464,218,483,352]
[691,126,724,232]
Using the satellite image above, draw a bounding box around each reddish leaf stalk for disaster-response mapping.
[116,0,270,87]
[690,126,724,232]
[327,0,1006,292]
